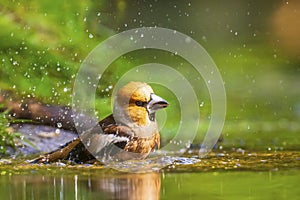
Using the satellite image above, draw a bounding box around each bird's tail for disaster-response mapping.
[27,138,82,164]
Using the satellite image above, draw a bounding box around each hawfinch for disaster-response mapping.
[31,82,168,164]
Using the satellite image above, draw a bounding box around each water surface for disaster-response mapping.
[1,151,299,200]
[0,169,299,200]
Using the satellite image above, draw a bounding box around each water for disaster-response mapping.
[0,169,299,200]
[1,151,299,199]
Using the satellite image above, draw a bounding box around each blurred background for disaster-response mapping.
[0,0,299,151]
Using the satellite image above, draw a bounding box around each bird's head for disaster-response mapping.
[113,82,168,130]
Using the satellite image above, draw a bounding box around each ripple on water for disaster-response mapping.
[105,156,201,173]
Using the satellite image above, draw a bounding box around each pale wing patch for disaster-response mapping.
[81,131,129,154]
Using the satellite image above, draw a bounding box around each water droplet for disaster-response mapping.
[57,122,62,128]
[55,129,60,135]
[185,37,191,43]
[86,138,91,146]
[88,33,94,38]
[199,102,204,107]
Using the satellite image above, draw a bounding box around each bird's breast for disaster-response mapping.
[124,132,160,155]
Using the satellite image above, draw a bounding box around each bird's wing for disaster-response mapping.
[80,114,135,158]
[30,114,134,164]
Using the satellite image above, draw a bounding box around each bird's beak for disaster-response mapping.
[147,93,169,113]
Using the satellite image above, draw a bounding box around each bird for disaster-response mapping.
[30,81,169,164]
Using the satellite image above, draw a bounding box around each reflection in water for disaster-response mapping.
[1,170,299,199]
[0,157,197,199]
[90,173,160,200]
[1,172,160,200]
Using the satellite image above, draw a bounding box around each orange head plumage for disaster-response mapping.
[113,82,168,137]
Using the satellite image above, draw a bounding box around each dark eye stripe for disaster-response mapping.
[135,101,147,107]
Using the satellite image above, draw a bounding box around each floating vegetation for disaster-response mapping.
[0,151,299,175]
[165,151,300,172]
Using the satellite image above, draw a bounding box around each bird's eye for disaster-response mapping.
[135,101,144,107]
